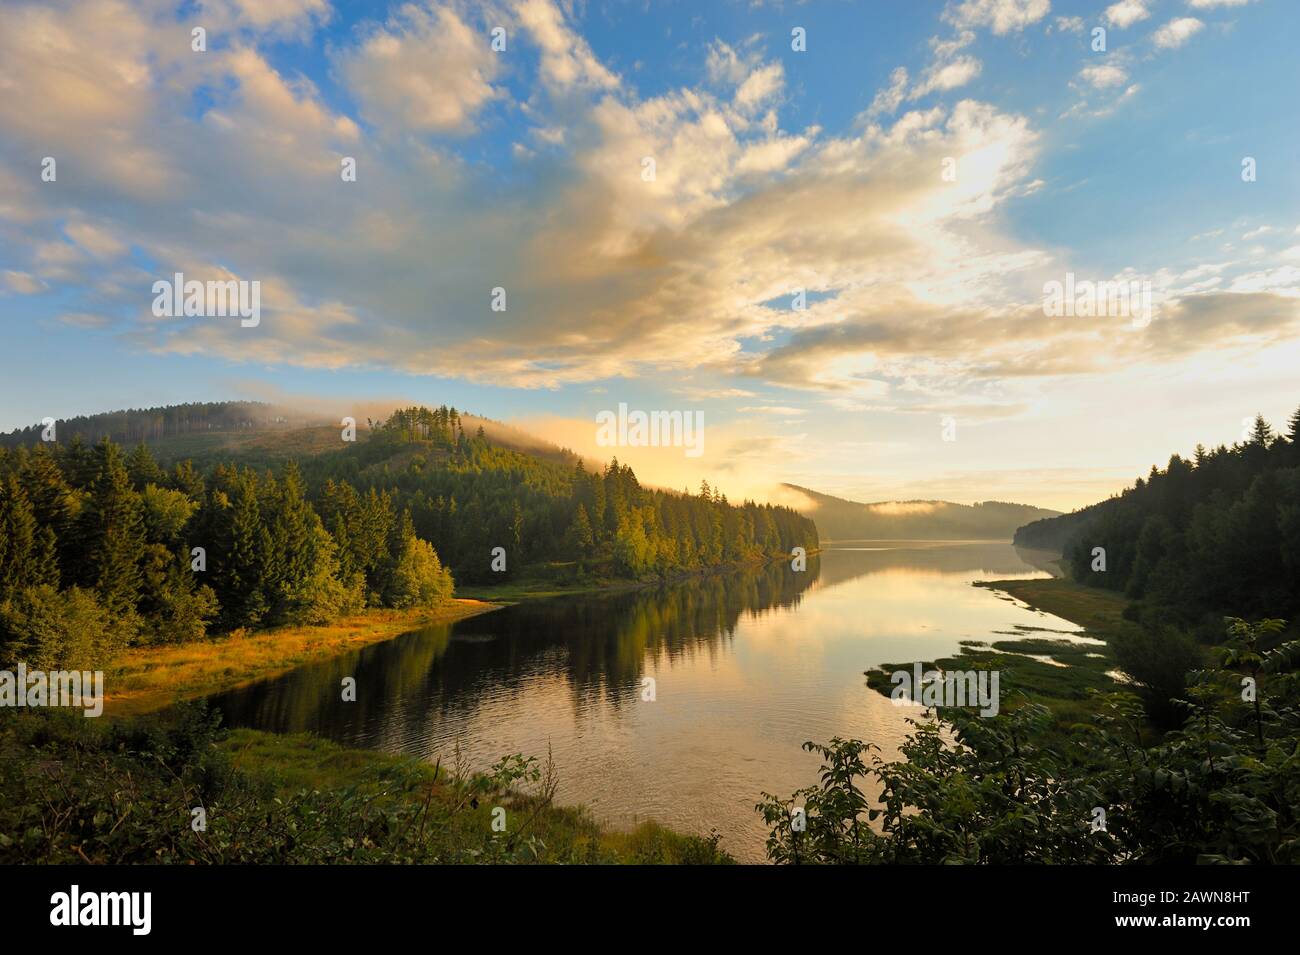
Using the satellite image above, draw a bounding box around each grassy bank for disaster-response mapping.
[219,728,732,864]
[0,707,733,864]
[866,575,1133,727]
[104,600,500,717]
[974,576,1128,635]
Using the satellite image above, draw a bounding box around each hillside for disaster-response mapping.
[0,401,578,471]
[1010,410,1300,624]
[0,402,819,632]
[785,484,1059,541]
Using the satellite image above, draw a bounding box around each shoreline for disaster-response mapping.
[973,575,1128,635]
[457,549,820,604]
[103,550,814,715]
[103,600,501,717]
[864,572,1131,724]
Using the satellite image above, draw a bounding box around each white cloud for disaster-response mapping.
[1153,17,1205,49]
[65,221,128,259]
[1078,63,1129,89]
[912,56,983,98]
[707,41,786,115]
[1104,1,1150,29]
[197,0,331,38]
[3,270,45,294]
[867,67,910,117]
[945,0,1051,35]
[515,0,619,93]
[736,62,785,112]
[2,0,1293,413]
[55,311,113,329]
[338,2,502,135]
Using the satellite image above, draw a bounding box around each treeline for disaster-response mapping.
[0,437,452,670]
[0,403,819,664]
[0,401,314,449]
[1014,408,1300,625]
[300,406,819,584]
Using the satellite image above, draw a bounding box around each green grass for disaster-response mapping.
[865,642,1120,724]
[865,576,1134,734]
[219,728,733,864]
[975,577,1129,634]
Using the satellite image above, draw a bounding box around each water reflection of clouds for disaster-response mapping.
[211,542,1081,863]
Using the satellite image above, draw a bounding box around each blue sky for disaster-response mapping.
[2,0,1298,509]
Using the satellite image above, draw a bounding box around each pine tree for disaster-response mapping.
[224,474,268,628]
[171,459,205,499]
[510,500,525,564]
[0,475,49,597]
[59,435,98,489]
[566,503,595,557]
[126,442,163,489]
[1286,406,1300,466]
[386,513,453,608]
[1250,414,1273,447]
[81,440,146,629]
[264,461,316,622]
[19,443,76,533]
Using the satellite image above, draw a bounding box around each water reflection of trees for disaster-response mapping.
[209,556,821,744]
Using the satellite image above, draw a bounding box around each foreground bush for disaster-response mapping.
[0,703,732,865]
[759,617,1300,864]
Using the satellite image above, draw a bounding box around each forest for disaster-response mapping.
[0,403,818,670]
[757,409,1300,865]
[1014,408,1300,627]
[0,401,317,448]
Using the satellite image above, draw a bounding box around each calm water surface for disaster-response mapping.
[209,542,1079,861]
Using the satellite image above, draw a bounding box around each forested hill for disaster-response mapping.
[785,484,1059,541]
[0,401,322,448]
[0,402,817,669]
[1013,409,1300,622]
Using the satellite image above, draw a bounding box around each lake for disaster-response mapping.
[208,542,1080,862]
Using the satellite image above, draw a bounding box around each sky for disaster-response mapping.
[1,0,1298,512]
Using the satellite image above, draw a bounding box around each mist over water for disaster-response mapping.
[210,542,1077,861]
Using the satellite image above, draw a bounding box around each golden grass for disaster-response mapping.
[104,600,500,717]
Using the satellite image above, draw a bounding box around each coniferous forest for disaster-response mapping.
[1015,409,1300,626]
[0,403,818,671]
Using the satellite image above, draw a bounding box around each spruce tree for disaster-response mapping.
[224,474,268,628]
[126,442,163,490]
[0,475,47,597]
[81,440,146,628]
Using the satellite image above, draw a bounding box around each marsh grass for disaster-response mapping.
[974,577,1128,633]
[865,577,1134,735]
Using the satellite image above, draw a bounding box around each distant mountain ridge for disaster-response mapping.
[784,484,1060,541]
